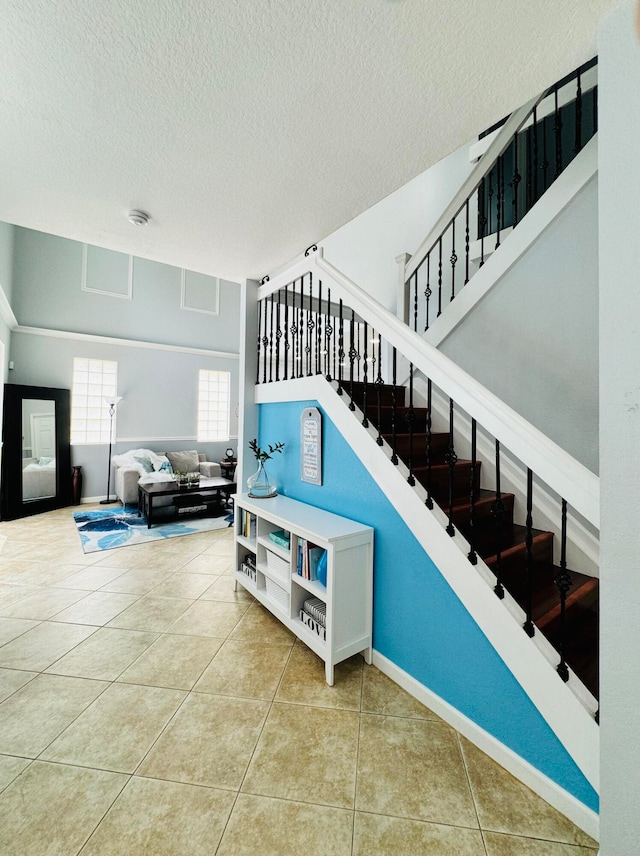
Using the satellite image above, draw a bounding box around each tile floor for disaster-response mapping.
[0,505,598,855]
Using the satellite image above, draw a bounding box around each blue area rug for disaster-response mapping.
[73,504,233,553]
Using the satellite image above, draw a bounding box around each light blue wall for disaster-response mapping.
[257,399,598,812]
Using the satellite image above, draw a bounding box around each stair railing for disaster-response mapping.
[401,58,597,333]
[256,248,599,705]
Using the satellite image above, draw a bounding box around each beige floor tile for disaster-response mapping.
[230,603,296,646]
[166,599,249,638]
[148,572,218,599]
[0,760,127,856]
[0,666,37,702]
[0,620,98,671]
[199,575,254,602]
[80,775,235,856]
[118,633,223,690]
[203,540,235,557]
[243,702,360,809]
[46,627,159,681]
[0,616,40,647]
[98,566,175,595]
[132,553,191,572]
[137,692,268,789]
[0,755,31,792]
[217,793,353,856]
[194,639,291,700]
[483,831,599,855]
[51,591,140,625]
[92,548,146,569]
[0,586,87,620]
[353,812,487,856]
[40,682,186,773]
[106,595,192,632]
[178,554,233,574]
[53,564,129,591]
[361,665,442,720]
[356,714,478,827]
[461,738,597,847]
[0,673,108,757]
[0,582,42,608]
[276,646,363,710]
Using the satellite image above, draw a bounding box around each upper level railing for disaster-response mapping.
[401,58,597,334]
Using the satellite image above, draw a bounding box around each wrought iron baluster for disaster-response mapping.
[464,200,470,285]
[532,106,539,204]
[437,237,443,317]
[495,156,503,250]
[554,85,562,179]
[407,363,415,486]
[541,114,549,192]
[391,348,398,465]
[297,276,304,378]
[492,440,506,598]
[348,310,356,411]
[487,170,494,236]
[525,124,533,215]
[555,499,572,682]
[512,132,521,227]
[413,271,418,332]
[362,322,369,428]
[468,418,478,564]
[450,220,457,302]
[256,298,262,385]
[376,333,383,446]
[524,468,535,637]
[425,379,433,509]
[445,398,457,536]
[424,253,432,331]
[283,286,289,381]
[262,299,269,385]
[275,291,282,382]
[478,182,487,268]
[357,321,362,383]
[306,274,314,377]
[337,299,344,394]
[316,281,322,376]
[325,286,333,382]
[574,70,583,155]
[268,294,274,383]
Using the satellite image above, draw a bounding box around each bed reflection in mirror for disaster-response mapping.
[22,399,57,502]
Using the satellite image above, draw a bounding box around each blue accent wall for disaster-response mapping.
[258,399,598,812]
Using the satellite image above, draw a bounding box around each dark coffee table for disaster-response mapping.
[138,478,236,528]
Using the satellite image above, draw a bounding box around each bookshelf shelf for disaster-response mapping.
[233,492,373,685]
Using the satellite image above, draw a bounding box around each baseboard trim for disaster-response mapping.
[372,650,599,842]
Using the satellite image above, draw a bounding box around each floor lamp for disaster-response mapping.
[100,396,123,504]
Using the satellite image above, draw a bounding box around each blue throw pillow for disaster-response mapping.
[158,460,173,473]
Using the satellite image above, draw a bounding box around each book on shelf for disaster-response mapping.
[299,608,326,640]
[303,596,326,627]
[241,510,256,539]
[296,539,327,582]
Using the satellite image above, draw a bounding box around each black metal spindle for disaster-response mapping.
[362,322,369,428]
[413,271,418,332]
[256,298,262,385]
[348,309,356,411]
[315,281,322,376]
[464,200,470,285]
[478,182,487,268]
[554,85,562,179]
[356,322,362,383]
[523,468,535,637]
[525,124,533,214]
[495,156,503,249]
[375,334,383,446]
[337,299,344,394]
[437,237,443,317]
[275,291,282,382]
[262,299,269,385]
[555,499,572,682]
[283,286,289,381]
[297,276,303,378]
[492,440,506,598]
[268,294,274,383]
[487,170,494,236]
[306,274,314,377]
[391,348,398,465]
[325,287,333,382]
[468,418,478,564]
[450,220,457,302]
[532,106,539,205]
[542,114,549,192]
[574,71,583,155]
[407,363,415,486]
[445,398,457,536]
[512,131,521,227]
[424,253,432,331]
[425,379,433,509]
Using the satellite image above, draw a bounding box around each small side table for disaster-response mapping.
[219,459,237,479]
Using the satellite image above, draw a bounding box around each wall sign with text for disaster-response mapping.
[300,407,322,485]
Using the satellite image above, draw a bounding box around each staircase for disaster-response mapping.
[346,378,599,700]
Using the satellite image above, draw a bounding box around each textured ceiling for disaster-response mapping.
[0,0,623,282]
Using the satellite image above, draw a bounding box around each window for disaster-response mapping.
[197,370,230,442]
[71,358,118,444]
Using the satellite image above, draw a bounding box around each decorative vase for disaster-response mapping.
[247,461,277,498]
[72,465,83,504]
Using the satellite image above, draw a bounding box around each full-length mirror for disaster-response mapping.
[1,384,72,520]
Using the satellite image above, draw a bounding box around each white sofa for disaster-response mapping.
[112,449,221,505]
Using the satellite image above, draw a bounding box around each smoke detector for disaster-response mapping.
[128,209,149,226]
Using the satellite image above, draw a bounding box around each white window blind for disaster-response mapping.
[71,358,118,444]
[197,370,230,442]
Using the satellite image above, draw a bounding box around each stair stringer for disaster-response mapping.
[256,375,599,839]
[422,134,598,349]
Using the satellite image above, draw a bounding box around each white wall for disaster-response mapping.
[321,141,474,310]
[598,2,640,853]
